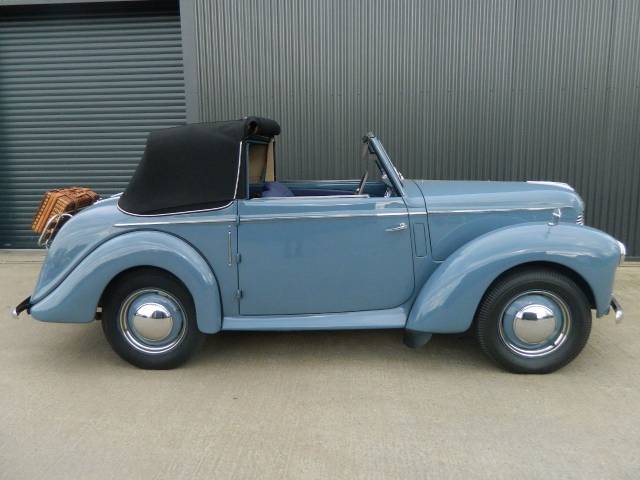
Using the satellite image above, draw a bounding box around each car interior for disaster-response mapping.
[245,140,396,199]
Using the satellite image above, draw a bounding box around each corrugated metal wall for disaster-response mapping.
[0,2,185,248]
[191,0,640,257]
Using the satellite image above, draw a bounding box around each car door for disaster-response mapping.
[236,195,414,315]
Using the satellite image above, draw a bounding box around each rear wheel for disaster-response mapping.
[476,268,591,373]
[102,269,205,369]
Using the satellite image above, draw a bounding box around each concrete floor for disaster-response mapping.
[0,250,638,480]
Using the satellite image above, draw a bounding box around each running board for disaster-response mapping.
[222,307,407,331]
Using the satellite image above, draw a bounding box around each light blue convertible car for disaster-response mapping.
[14,117,625,372]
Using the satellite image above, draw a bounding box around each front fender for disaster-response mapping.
[406,223,620,334]
[30,231,222,334]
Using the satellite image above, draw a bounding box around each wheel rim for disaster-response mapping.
[498,289,571,358]
[118,288,187,354]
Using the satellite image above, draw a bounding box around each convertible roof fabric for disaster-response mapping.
[119,117,280,215]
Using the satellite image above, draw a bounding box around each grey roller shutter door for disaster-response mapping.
[0,3,186,248]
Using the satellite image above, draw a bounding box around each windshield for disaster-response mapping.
[365,135,406,196]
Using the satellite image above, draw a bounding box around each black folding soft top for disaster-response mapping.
[119,116,280,215]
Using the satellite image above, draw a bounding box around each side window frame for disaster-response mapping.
[243,139,273,200]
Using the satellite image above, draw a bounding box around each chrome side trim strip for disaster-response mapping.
[240,211,407,223]
[250,194,370,201]
[114,216,237,227]
[428,206,562,214]
[115,211,408,226]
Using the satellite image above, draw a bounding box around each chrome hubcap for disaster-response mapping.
[498,290,571,358]
[119,289,186,354]
[513,304,556,344]
[132,303,174,342]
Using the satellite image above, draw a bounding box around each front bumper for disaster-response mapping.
[12,296,31,318]
[611,296,624,323]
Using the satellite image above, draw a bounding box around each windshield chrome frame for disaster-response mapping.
[366,135,406,197]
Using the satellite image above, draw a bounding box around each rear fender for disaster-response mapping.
[406,223,620,334]
[29,231,222,333]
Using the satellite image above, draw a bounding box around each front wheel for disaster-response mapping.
[476,268,592,374]
[102,269,205,369]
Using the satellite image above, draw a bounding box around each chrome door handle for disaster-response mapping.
[385,222,408,232]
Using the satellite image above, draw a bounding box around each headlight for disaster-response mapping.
[617,241,626,265]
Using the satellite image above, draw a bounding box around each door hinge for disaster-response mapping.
[234,289,243,300]
[234,253,242,264]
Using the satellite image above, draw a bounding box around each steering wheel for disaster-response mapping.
[354,170,368,195]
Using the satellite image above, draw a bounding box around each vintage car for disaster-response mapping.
[13,117,625,372]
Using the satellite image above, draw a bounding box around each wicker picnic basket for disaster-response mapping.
[32,187,99,235]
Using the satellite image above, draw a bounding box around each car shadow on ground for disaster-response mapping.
[16,317,497,374]
[193,329,496,373]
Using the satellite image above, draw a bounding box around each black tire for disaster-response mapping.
[476,268,591,374]
[102,268,205,369]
